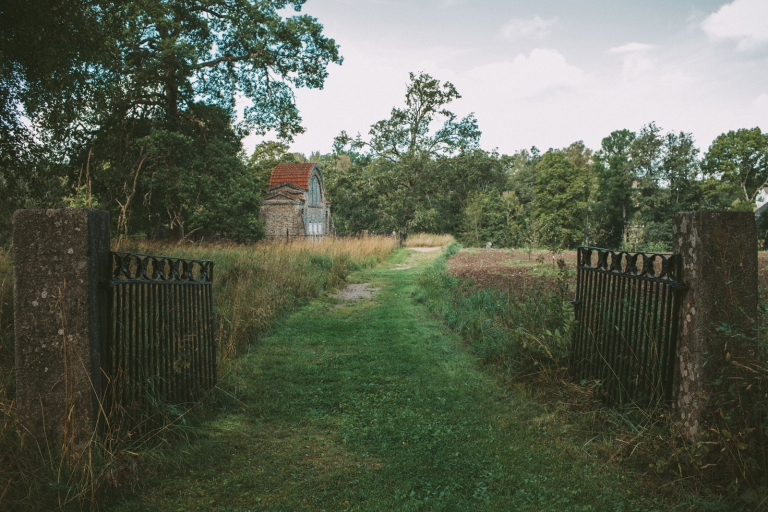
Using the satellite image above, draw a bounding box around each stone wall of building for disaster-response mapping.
[260,202,305,237]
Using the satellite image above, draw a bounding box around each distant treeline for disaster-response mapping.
[312,73,768,252]
[1,0,765,253]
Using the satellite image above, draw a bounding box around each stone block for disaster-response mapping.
[672,211,757,442]
[13,209,110,447]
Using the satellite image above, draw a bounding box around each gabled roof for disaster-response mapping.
[262,190,305,203]
[265,182,306,194]
[268,163,318,190]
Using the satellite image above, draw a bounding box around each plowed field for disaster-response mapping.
[447,248,768,299]
[446,248,576,295]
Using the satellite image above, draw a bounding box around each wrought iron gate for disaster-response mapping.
[571,247,684,406]
[105,252,216,416]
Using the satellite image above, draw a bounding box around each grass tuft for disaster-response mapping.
[402,232,454,247]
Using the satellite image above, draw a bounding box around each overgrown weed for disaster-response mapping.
[0,236,396,510]
[402,232,454,248]
[419,243,768,509]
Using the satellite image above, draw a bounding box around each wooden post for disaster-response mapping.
[672,211,757,442]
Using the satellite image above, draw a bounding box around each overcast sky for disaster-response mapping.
[243,0,768,157]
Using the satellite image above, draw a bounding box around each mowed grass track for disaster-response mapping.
[112,249,665,511]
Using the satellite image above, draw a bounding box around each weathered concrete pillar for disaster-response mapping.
[672,211,757,442]
[13,209,109,449]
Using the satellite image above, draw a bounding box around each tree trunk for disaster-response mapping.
[622,202,628,248]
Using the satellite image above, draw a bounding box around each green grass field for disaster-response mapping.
[111,248,669,511]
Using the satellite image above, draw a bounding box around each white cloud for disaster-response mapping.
[609,43,655,54]
[608,43,656,80]
[499,16,556,40]
[701,0,768,50]
[464,49,589,100]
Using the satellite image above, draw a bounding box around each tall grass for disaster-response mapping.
[0,236,396,510]
[419,243,768,508]
[120,236,396,365]
[403,232,455,248]
[416,243,572,377]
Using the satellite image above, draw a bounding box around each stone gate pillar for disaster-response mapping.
[13,209,110,450]
[672,211,757,442]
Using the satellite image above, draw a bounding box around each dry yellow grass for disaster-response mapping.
[118,235,397,364]
[0,236,396,509]
[402,233,455,248]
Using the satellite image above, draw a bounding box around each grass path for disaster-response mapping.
[112,249,666,511]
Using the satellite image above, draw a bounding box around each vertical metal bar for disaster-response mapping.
[197,284,209,391]
[183,283,191,402]
[591,267,607,384]
[576,250,593,378]
[617,277,636,404]
[635,278,651,405]
[194,284,203,395]
[126,282,134,407]
[161,282,169,401]
[180,282,188,403]
[609,263,628,403]
[109,281,119,416]
[139,282,146,413]
[654,281,669,402]
[584,266,601,380]
[187,284,195,398]
[629,278,646,403]
[600,274,617,393]
[644,279,661,403]
[119,283,126,412]
[168,282,176,403]
[208,278,216,387]
[194,283,202,396]
[576,265,594,378]
[148,282,156,401]
[175,282,183,403]
[570,249,585,371]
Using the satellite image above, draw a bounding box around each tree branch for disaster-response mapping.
[195,52,262,69]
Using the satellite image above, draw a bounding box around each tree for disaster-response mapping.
[703,127,768,208]
[534,151,589,249]
[0,0,121,241]
[1,1,342,240]
[328,72,497,234]
[335,72,480,160]
[593,130,636,247]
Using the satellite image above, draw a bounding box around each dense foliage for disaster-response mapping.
[0,0,341,242]
[1,2,766,249]
[322,74,767,250]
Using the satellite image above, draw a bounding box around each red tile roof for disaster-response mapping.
[268,163,316,190]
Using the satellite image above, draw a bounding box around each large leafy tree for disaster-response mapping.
[592,129,636,247]
[1,0,342,240]
[0,0,119,240]
[335,72,480,160]
[534,150,589,249]
[702,127,768,208]
[329,72,498,234]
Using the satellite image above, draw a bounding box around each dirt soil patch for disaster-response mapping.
[446,249,576,294]
[449,249,768,300]
[329,283,381,301]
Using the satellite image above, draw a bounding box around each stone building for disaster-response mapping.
[260,163,333,238]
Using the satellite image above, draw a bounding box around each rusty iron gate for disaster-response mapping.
[571,246,684,406]
[105,252,216,418]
